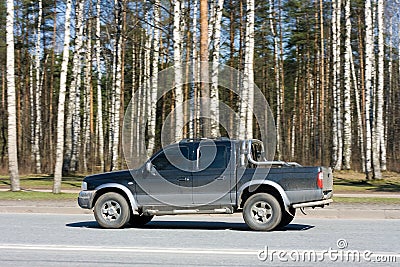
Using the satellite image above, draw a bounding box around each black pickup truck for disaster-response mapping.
[78,138,333,231]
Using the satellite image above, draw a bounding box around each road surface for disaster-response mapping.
[0,213,399,266]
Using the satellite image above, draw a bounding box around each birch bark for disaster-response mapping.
[343,0,352,170]
[374,0,384,177]
[364,0,373,179]
[33,0,43,174]
[6,0,20,191]
[210,0,224,138]
[95,0,105,171]
[147,0,160,155]
[173,0,183,142]
[54,0,72,193]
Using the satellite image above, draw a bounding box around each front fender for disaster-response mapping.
[238,180,291,211]
[95,183,139,214]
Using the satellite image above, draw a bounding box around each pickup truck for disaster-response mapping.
[78,138,333,231]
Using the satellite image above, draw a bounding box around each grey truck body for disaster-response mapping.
[78,139,333,217]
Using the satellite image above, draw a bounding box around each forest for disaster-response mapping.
[1,0,400,192]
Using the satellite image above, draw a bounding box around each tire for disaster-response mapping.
[278,207,296,228]
[130,215,154,227]
[94,192,131,229]
[243,193,282,231]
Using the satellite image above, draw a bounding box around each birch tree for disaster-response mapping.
[210,0,224,137]
[147,0,160,155]
[95,0,104,171]
[332,0,342,170]
[245,0,255,139]
[6,0,20,191]
[82,14,92,173]
[342,0,352,170]
[110,0,122,170]
[375,0,385,177]
[33,0,43,174]
[54,0,72,193]
[69,0,85,172]
[364,0,373,179]
[173,0,184,142]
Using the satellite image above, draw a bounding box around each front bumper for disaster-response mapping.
[78,190,96,209]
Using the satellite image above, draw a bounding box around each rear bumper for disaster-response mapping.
[78,190,96,209]
[291,199,333,209]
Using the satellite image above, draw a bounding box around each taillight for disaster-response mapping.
[317,171,324,189]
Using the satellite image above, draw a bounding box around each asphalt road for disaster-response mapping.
[0,213,399,266]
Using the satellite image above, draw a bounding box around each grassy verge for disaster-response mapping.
[0,175,83,191]
[333,196,400,205]
[0,191,77,201]
[333,170,400,194]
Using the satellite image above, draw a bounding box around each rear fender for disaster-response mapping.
[238,180,291,212]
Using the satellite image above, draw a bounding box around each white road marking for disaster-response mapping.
[0,244,256,255]
[0,244,398,260]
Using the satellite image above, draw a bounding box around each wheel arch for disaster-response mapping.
[93,183,139,215]
[238,181,291,212]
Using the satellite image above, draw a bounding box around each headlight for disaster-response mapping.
[81,181,87,191]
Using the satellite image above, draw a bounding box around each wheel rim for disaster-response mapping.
[250,201,273,224]
[101,200,122,222]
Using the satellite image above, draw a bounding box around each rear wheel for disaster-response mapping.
[94,192,130,229]
[130,214,154,227]
[278,207,296,228]
[243,193,282,231]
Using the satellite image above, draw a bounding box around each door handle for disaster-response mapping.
[215,175,226,180]
[177,177,190,182]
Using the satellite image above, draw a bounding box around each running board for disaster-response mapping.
[144,207,233,216]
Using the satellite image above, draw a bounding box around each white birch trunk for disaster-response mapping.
[29,62,35,165]
[342,0,352,170]
[364,0,373,179]
[95,0,104,171]
[291,55,299,160]
[375,0,385,176]
[6,0,20,191]
[83,17,92,173]
[332,0,342,170]
[69,0,85,172]
[173,0,183,142]
[351,56,365,172]
[210,0,224,138]
[245,0,254,140]
[238,0,250,140]
[146,0,160,156]
[33,0,43,174]
[54,0,72,193]
[111,0,122,171]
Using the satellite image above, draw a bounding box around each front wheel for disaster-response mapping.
[94,192,131,229]
[243,193,282,231]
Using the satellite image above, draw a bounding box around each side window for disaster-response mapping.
[197,145,228,170]
[152,146,189,171]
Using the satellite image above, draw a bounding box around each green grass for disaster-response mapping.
[333,196,400,204]
[0,191,77,200]
[333,171,400,193]
[0,175,83,190]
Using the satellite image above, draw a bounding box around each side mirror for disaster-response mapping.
[145,162,156,175]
